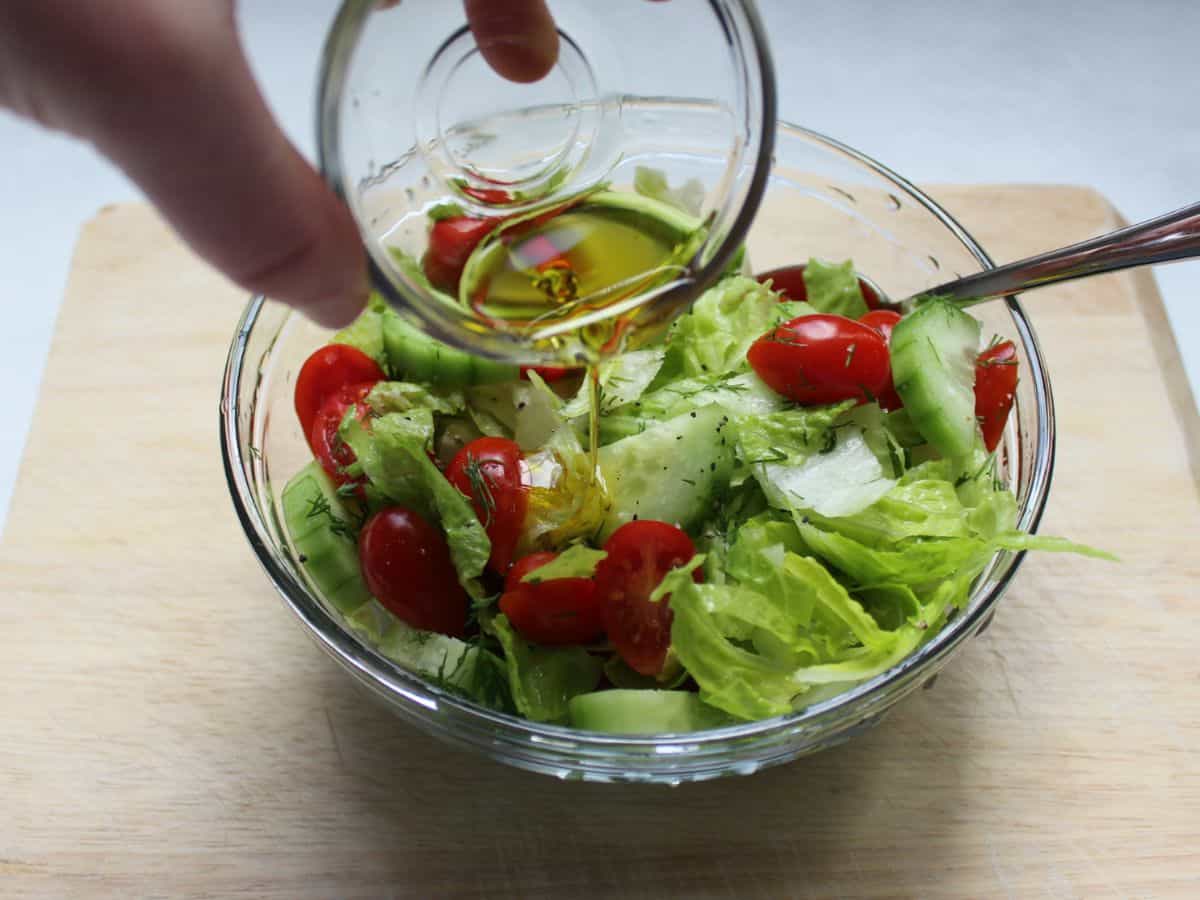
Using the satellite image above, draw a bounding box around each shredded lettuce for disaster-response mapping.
[750,421,896,519]
[799,258,869,318]
[483,613,602,723]
[366,381,463,417]
[331,294,389,367]
[466,371,563,451]
[658,276,812,381]
[340,413,491,593]
[519,426,610,554]
[347,601,512,711]
[520,545,608,583]
[633,165,706,217]
[561,348,665,420]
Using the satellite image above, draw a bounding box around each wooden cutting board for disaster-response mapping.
[2,186,1197,900]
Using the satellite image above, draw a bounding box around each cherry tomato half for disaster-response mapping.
[460,185,513,205]
[756,263,885,310]
[422,216,498,294]
[594,521,701,676]
[859,309,904,411]
[747,314,891,406]
[498,551,604,645]
[446,437,528,574]
[294,344,385,445]
[519,365,579,383]
[359,507,468,637]
[975,340,1019,452]
[310,381,376,485]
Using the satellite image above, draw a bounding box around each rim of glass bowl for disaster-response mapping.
[221,118,1056,778]
[314,0,778,363]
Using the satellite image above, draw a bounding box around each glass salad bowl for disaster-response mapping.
[221,110,1054,784]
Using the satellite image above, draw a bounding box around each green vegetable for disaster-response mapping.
[753,423,897,519]
[382,310,519,388]
[890,297,982,460]
[366,381,464,417]
[281,461,372,614]
[340,413,491,593]
[658,276,813,382]
[483,613,602,723]
[568,689,731,734]
[633,166,706,217]
[561,348,665,420]
[467,370,565,451]
[330,293,389,367]
[347,601,512,711]
[799,258,869,318]
[520,545,608,583]
[598,404,736,539]
[663,553,971,720]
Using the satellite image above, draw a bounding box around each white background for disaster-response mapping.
[1,0,1197,533]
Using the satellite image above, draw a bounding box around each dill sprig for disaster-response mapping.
[463,452,497,527]
[305,493,357,542]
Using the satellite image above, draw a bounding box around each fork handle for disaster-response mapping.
[924,200,1200,305]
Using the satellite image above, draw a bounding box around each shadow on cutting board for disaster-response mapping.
[283,633,999,899]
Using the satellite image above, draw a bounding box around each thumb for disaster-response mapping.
[0,2,366,327]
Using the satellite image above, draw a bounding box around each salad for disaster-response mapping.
[281,190,1106,735]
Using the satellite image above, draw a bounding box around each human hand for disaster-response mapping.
[0,1,561,326]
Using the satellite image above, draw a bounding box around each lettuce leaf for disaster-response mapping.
[561,348,665,420]
[800,258,869,318]
[346,601,512,712]
[366,380,464,417]
[340,413,491,593]
[466,370,563,451]
[658,276,814,381]
[634,165,706,217]
[663,534,982,720]
[520,545,607,583]
[331,294,389,367]
[755,424,896,518]
[519,426,610,554]
[483,613,602,723]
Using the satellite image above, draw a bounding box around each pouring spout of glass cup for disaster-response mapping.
[896,200,1200,308]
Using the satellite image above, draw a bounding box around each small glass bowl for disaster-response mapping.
[316,0,776,364]
[221,112,1055,784]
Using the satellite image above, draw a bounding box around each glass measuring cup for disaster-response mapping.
[317,0,776,365]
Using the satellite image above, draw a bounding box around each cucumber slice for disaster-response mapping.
[382,310,518,388]
[281,461,371,614]
[568,689,730,734]
[890,298,982,460]
[597,404,735,539]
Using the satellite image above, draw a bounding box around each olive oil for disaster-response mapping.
[458,191,705,358]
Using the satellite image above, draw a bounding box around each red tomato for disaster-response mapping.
[359,507,467,637]
[975,340,1019,452]
[859,309,904,411]
[747,314,891,406]
[461,185,513,205]
[422,216,498,293]
[519,365,579,383]
[310,381,375,485]
[294,344,385,445]
[446,437,528,573]
[594,521,701,676]
[756,264,885,310]
[498,551,604,645]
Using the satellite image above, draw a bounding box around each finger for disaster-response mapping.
[464,0,559,84]
[0,2,366,327]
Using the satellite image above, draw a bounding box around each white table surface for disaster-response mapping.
[1,0,1197,534]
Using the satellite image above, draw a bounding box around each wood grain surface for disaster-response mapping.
[1,187,1197,899]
